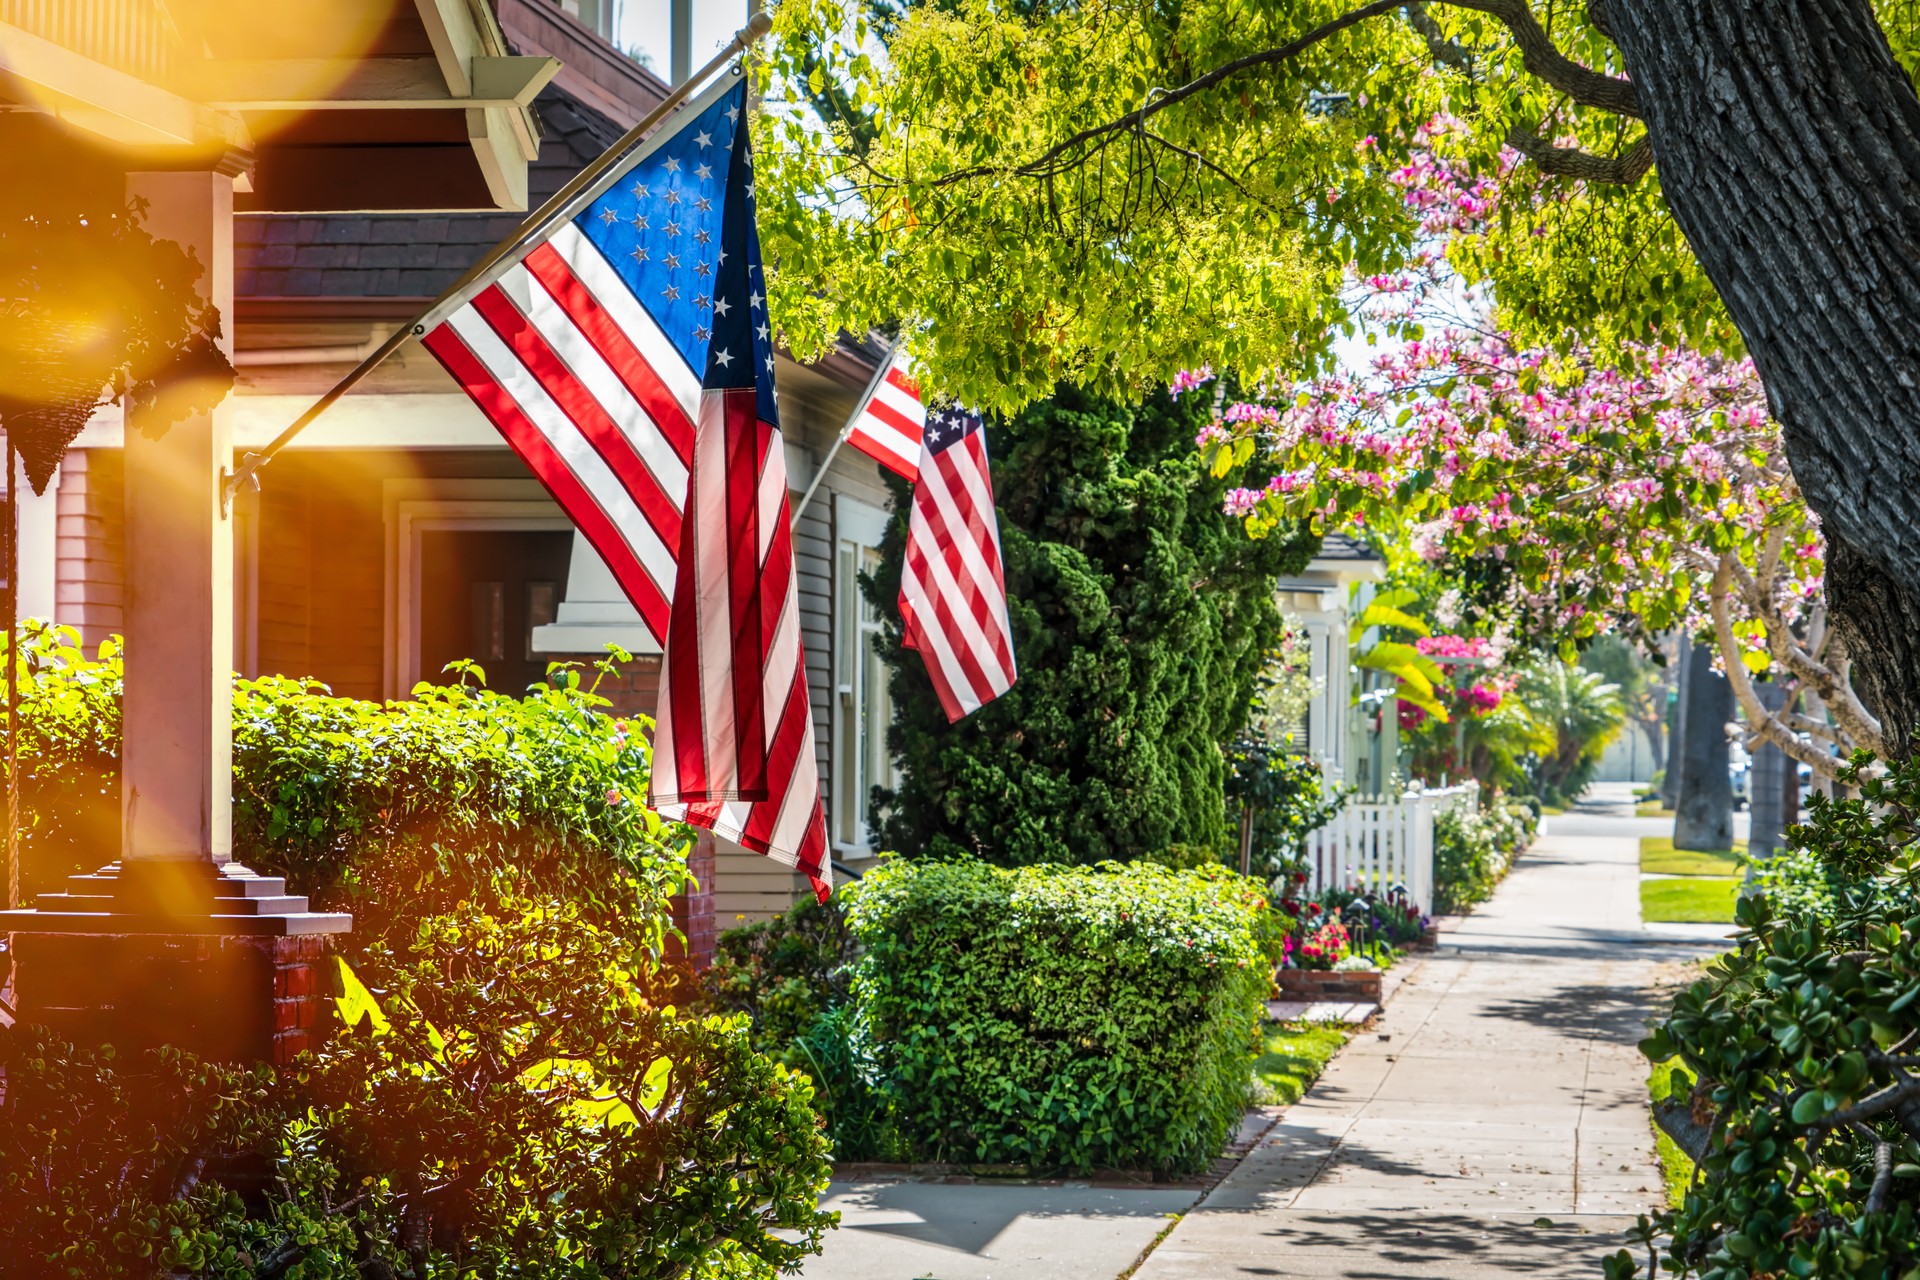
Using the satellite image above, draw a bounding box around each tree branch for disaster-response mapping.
[931,0,1641,191]
[931,0,1407,188]
[1653,1086,1715,1164]
[1504,126,1653,184]
[1710,557,1849,779]
[1445,0,1640,116]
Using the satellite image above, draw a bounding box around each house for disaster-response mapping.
[1273,532,1389,793]
[0,0,554,1061]
[15,0,902,965]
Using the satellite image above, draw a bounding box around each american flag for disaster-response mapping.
[898,407,1017,721]
[845,350,926,482]
[419,78,829,894]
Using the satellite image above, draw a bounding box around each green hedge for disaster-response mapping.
[844,858,1282,1174]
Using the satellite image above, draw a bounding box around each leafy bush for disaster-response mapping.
[1433,800,1537,914]
[1744,843,1847,929]
[1224,734,1346,877]
[1623,751,1920,1280]
[701,896,898,1160]
[0,632,835,1278]
[843,858,1282,1174]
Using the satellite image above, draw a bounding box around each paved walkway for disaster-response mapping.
[1134,785,1724,1278]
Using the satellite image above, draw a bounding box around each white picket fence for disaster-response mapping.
[1302,782,1479,915]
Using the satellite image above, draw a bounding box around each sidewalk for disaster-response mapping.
[1133,784,1724,1278]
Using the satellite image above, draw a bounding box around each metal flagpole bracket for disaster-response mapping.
[218,10,775,514]
[790,336,898,527]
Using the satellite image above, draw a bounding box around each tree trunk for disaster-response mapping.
[1640,714,1666,781]
[1660,645,1689,810]
[1674,643,1734,852]
[1609,0,1920,758]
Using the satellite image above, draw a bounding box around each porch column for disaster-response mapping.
[119,172,235,903]
[1,171,348,1065]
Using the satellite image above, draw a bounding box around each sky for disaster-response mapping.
[617,1,752,80]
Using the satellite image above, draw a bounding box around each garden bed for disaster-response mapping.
[1276,967,1382,1004]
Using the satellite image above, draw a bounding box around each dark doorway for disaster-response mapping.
[417,530,572,696]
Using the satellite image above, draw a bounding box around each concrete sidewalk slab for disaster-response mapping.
[801,1180,1197,1280]
[1130,785,1722,1278]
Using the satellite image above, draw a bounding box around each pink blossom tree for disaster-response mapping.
[1189,134,1878,781]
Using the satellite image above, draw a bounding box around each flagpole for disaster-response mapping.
[220,11,775,513]
[790,340,896,527]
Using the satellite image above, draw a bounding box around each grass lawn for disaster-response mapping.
[1252,1021,1351,1107]
[1640,836,1747,877]
[1635,800,1672,818]
[1641,876,1739,923]
[1648,1059,1696,1207]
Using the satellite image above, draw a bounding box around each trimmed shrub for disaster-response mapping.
[844,858,1283,1174]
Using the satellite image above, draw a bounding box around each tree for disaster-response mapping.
[1582,634,1668,782]
[867,384,1316,863]
[1515,661,1625,806]
[1672,641,1734,852]
[757,0,1920,754]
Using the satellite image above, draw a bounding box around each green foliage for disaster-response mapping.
[1433,800,1535,914]
[844,858,1282,1174]
[760,0,1417,409]
[869,383,1315,864]
[1223,736,1346,878]
[1635,751,1920,1279]
[700,897,901,1159]
[0,637,836,1279]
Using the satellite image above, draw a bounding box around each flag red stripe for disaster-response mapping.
[917,454,1016,677]
[902,552,990,717]
[724,393,769,796]
[904,538,1001,706]
[421,324,671,639]
[468,285,684,556]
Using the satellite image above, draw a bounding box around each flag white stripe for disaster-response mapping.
[908,516,1013,689]
[869,377,927,425]
[497,263,691,506]
[922,461,1011,642]
[549,223,703,423]
[902,561,995,712]
[444,306,678,592]
[850,418,920,463]
[690,393,742,792]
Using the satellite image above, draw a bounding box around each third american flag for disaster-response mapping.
[899,407,1017,721]
[418,76,829,895]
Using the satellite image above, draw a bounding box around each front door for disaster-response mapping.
[416,529,573,696]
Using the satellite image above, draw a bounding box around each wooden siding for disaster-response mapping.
[53,449,124,648]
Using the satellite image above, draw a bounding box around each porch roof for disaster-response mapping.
[0,0,550,212]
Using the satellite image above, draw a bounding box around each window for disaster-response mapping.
[833,497,894,850]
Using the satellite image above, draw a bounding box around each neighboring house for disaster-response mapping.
[22,0,899,963]
[1273,533,1389,793]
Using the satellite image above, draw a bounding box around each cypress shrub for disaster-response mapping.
[866,383,1317,864]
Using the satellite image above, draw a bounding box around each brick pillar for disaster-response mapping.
[11,927,337,1065]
